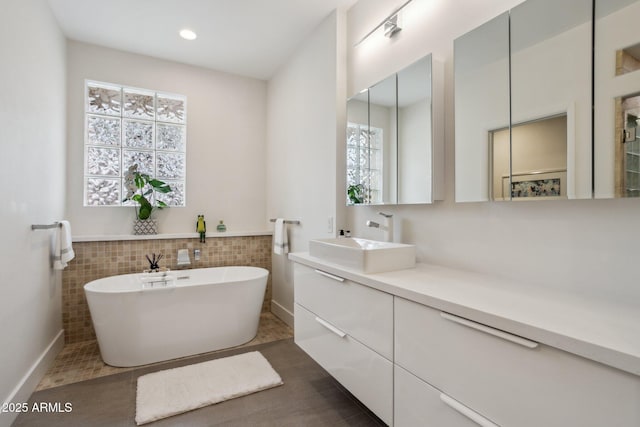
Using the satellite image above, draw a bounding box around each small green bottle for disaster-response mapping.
[216,220,226,232]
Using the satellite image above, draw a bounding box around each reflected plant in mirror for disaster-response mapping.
[347,184,366,204]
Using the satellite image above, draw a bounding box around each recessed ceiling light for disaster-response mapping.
[179,29,197,40]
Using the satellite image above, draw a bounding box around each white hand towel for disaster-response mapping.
[53,220,75,270]
[273,218,289,255]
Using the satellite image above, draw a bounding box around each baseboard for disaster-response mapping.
[0,329,64,427]
[270,300,294,328]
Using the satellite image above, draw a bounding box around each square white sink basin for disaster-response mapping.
[308,237,415,273]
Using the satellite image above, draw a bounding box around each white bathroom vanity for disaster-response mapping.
[290,252,640,427]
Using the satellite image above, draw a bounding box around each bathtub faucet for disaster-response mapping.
[145,253,163,272]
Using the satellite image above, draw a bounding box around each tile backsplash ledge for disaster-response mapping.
[72,230,273,242]
[63,235,273,344]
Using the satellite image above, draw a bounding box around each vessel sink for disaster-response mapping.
[308,237,415,273]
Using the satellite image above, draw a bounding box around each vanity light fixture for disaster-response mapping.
[383,14,402,38]
[179,29,197,40]
[354,0,412,47]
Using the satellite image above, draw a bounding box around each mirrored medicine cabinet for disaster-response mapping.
[455,0,640,202]
[346,54,443,206]
[594,0,640,198]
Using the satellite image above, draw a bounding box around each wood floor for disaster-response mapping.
[13,339,386,427]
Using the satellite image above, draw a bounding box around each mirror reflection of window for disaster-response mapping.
[490,114,568,200]
[346,122,384,204]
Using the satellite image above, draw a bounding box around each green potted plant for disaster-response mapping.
[347,183,365,204]
[122,164,172,235]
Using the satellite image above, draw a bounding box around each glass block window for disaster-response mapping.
[346,122,383,204]
[84,80,186,206]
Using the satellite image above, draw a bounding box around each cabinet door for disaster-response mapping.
[395,364,499,427]
[395,297,640,427]
[295,303,393,425]
[294,263,393,359]
[454,12,510,202]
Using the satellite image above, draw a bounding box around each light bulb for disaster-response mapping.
[179,29,197,40]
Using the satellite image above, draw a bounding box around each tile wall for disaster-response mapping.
[62,235,272,344]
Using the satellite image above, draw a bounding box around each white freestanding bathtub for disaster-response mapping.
[84,266,268,367]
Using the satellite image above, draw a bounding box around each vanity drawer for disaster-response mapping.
[294,303,393,425]
[395,364,499,427]
[394,297,640,427]
[294,263,393,359]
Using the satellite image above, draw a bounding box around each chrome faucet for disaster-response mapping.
[366,212,393,242]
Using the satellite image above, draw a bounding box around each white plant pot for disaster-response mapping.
[133,219,158,235]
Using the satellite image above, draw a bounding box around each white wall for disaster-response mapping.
[346,0,640,303]
[266,10,347,325]
[66,41,268,236]
[0,0,66,424]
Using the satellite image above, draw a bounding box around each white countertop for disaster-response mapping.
[289,252,640,377]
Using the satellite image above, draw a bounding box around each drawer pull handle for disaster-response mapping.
[314,269,345,282]
[440,393,500,427]
[440,312,538,349]
[315,316,347,338]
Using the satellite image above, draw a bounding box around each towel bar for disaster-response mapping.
[31,223,62,230]
[269,219,300,225]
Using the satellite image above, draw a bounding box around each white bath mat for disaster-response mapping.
[135,351,283,425]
